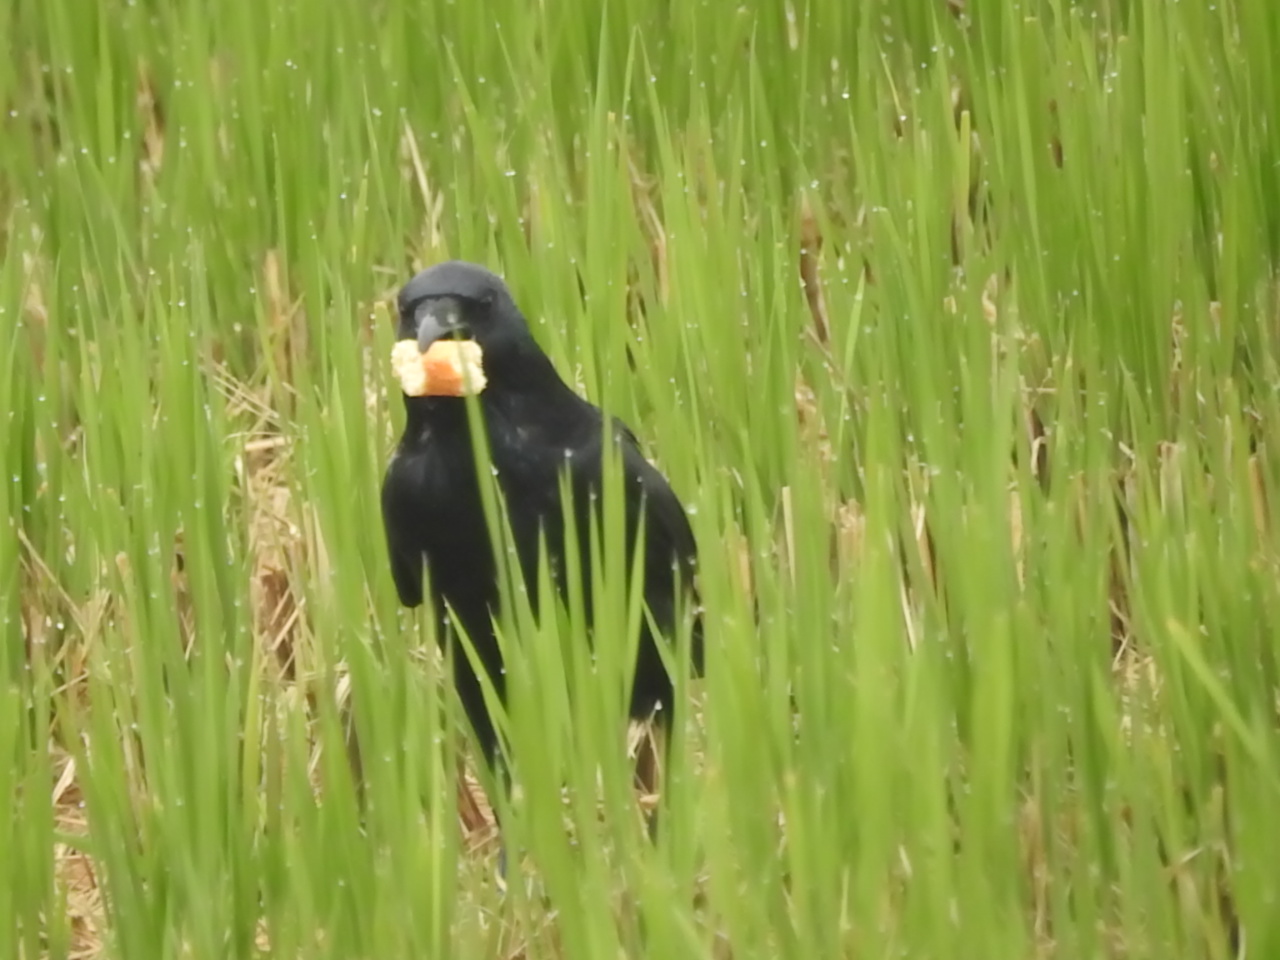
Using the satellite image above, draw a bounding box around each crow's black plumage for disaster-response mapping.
[380,260,703,806]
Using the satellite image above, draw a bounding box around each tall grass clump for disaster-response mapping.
[3,0,1279,956]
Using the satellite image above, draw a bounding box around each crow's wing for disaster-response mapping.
[576,418,705,686]
[561,417,699,611]
[614,420,698,577]
[381,449,426,608]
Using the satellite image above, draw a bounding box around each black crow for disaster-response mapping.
[380,260,703,823]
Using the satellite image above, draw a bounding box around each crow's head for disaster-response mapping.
[395,260,554,391]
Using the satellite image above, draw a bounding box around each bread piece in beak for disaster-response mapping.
[391,339,487,397]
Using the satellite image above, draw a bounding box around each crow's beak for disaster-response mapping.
[414,296,468,353]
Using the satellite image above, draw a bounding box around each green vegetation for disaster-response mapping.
[4,0,1279,956]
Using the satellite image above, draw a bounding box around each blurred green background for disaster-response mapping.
[4,0,1279,956]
